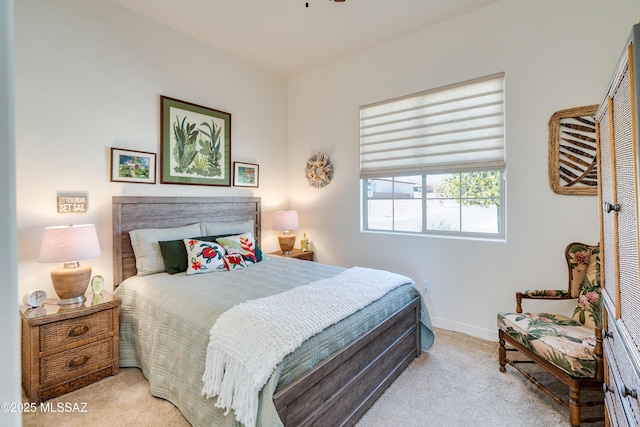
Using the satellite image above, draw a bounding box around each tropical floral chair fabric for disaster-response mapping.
[497,242,603,427]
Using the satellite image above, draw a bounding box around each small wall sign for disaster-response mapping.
[57,193,88,213]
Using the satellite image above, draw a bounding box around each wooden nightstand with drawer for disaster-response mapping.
[20,292,120,404]
[270,248,314,261]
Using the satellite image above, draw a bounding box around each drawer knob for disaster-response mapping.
[622,386,638,400]
[67,355,90,368]
[68,325,89,337]
[604,201,621,213]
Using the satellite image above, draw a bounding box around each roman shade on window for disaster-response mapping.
[359,73,505,179]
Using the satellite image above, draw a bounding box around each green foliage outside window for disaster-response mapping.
[436,171,501,208]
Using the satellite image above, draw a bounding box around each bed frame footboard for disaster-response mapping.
[273,296,421,427]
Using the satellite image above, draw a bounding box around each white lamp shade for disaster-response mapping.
[273,211,299,231]
[38,224,101,263]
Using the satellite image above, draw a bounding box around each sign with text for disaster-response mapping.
[57,193,88,213]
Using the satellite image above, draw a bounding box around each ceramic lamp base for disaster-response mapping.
[51,264,90,305]
[278,233,296,255]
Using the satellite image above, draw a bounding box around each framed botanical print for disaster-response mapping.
[233,162,259,188]
[160,96,231,186]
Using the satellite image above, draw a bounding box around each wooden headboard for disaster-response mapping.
[112,196,261,287]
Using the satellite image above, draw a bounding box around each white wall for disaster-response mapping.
[15,0,289,298]
[287,0,639,340]
[1,0,21,424]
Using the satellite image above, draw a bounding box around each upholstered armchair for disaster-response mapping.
[497,242,603,427]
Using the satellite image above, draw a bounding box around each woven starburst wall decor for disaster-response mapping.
[548,105,598,195]
[305,153,333,189]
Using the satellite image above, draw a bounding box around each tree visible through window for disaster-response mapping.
[360,73,506,239]
[363,171,503,237]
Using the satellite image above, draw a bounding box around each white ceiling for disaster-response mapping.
[109,0,498,77]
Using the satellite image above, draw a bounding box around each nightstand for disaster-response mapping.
[270,248,314,261]
[20,292,120,404]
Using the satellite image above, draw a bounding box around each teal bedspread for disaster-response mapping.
[115,256,434,426]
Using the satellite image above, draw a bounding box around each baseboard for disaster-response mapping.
[431,317,497,342]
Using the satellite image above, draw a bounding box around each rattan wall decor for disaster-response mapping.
[305,153,333,189]
[548,105,598,195]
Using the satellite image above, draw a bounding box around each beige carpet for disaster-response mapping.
[22,328,603,427]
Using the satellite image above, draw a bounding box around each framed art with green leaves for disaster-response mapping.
[160,96,231,186]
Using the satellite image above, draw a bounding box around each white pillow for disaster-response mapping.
[129,223,201,276]
[200,220,254,236]
[184,238,227,275]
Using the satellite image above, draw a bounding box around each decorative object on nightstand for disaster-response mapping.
[270,248,314,261]
[38,224,101,305]
[20,293,121,404]
[91,275,104,294]
[23,289,47,308]
[274,210,299,255]
[300,233,310,252]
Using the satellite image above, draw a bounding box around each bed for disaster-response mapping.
[112,196,434,426]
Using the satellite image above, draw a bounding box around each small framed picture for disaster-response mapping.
[110,147,156,184]
[233,162,259,188]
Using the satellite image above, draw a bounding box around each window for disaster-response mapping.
[360,73,505,239]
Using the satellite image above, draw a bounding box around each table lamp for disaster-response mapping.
[274,211,299,254]
[38,224,101,305]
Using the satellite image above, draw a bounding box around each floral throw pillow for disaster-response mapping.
[223,254,247,271]
[183,239,226,275]
[216,233,259,264]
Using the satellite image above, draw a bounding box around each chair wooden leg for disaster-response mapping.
[498,332,507,373]
[569,382,581,427]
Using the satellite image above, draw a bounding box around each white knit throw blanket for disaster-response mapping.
[201,266,412,427]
